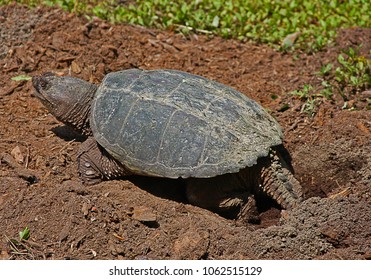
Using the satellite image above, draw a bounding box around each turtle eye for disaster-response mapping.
[39,78,47,89]
[39,72,55,89]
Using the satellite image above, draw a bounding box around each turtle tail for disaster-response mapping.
[257,146,303,209]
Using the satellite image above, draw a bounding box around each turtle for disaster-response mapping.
[32,69,303,220]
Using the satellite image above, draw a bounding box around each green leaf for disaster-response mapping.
[19,227,30,241]
[212,15,220,28]
[337,54,346,66]
[357,61,364,71]
[11,75,32,81]
[320,63,333,75]
[350,76,359,85]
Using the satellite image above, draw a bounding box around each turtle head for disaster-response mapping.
[32,72,97,135]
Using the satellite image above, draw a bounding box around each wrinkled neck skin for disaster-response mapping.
[59,84,97,136]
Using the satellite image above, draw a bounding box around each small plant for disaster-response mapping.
[317,63,333,77]
[318,47,370,100]
[4,227,34,259]
[301,98,320,117]
[19,227,30,241]
[318,81,334,100]
[291,46,370,116]
[334,47,370,95]
[290,84,323,116]
[290,84,314,100]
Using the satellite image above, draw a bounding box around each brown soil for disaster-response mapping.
[0,4,370,260]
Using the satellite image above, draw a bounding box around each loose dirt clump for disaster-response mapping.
[0,4,370,260]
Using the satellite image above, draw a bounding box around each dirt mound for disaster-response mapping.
[0,4,370,260]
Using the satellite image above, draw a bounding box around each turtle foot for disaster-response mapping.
[257,146,303,209]
[186,173,254,220]
[77,137,133,185]
[77,137,104,185]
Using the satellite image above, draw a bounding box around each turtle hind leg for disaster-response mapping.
[256,146,303,209]
[77,137,132,185]
[186,174,259,222]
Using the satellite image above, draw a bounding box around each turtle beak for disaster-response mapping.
[32,72,55,104]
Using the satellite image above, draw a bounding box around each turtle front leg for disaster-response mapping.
[77,137,132,185]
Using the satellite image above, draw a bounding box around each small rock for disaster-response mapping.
[281,209,289,220]
[71,61,81,74]
[173,229,209,259]
[90,249,97,257]
[282,32,301,48]
[11,146,24,164]
[82,203,89,217]
[320,227,341,246]
[35,155,45,168]
[132,206,157,222]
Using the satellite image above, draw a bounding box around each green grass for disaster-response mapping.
[1,0,370,51]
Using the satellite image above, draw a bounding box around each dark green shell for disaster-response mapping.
[90,69,283,178]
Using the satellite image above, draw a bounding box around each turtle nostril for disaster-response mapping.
[32,76,43,92]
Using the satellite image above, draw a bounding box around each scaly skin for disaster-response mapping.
[77,137,133,185]
[257,147,303,209]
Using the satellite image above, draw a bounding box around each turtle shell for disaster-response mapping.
[90,69,283,178]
